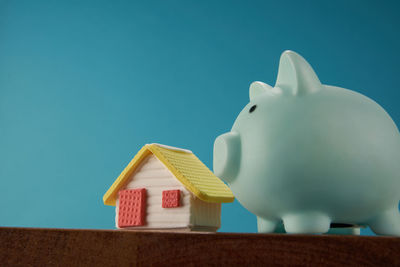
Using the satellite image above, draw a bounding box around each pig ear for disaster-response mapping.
[249,81,272,100]
[275,50,322,95]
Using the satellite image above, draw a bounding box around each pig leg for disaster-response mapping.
[368,207,400,236]
[282,212,331,234]
[257,217,279,233]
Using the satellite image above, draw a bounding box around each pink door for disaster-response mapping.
[118,188,146,228]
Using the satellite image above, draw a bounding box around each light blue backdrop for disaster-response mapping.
[1,0,399,235]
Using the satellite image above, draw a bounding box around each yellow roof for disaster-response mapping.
[103,144,234,206]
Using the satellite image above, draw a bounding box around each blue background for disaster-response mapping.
[1,0,399,235]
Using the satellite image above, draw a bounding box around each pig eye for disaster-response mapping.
[249,105,257,113]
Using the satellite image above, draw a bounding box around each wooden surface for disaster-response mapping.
[0,227,399,266]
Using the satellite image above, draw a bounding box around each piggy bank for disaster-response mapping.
[214,50,400,235]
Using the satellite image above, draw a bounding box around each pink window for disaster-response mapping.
[118,188,146,228]
[162,189,181,208]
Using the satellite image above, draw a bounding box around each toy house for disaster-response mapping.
[103,143,234,231]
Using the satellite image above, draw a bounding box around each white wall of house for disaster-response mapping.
[115,154,220,230]
[191,196,221,229]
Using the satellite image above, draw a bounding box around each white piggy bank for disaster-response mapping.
[214,51,400,235]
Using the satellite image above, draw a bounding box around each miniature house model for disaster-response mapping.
[103,144,234,231]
